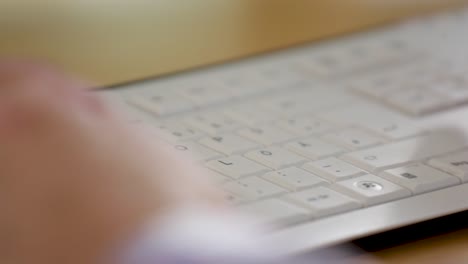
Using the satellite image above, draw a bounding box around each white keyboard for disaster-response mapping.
[102,7,468,254]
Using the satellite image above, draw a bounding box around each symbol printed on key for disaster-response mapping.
[452,161,468,166]
[218,160,233,166]
[174,145,188,151]
[401,172,418,179]
[260,150,273,156]
[307,194,330,202]
[356,181,383,191]
[212,136,223,142]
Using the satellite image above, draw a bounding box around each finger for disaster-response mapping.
[0,59,109,137]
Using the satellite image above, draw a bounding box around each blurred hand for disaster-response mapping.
[0,60,222,264]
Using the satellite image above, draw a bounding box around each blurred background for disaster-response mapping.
[1,0,467,86]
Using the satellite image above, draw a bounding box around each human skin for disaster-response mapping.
[0,60,386,264]
[0,60,222,264]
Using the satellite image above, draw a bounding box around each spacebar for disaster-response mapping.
[341,132,468,173]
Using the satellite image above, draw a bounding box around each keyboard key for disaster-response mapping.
[385,88,450,116]
[301,41,412,77]
[341,133,467,173]
[239,199,311,226]
[302,157,366,182]
[361,122,422,140]
[332,174,411,206]
[222,71,272,97]
[156,123,205,142]
[428,150,468,182]
[258,64,303,87]
[126,92,194,117]
[205,156,270,179]
[172,141,223,161]
[245,147,306,170]
[285,186,361,218]
[318,101,421,137]
[261,93,314,116]
[185,113,240,135]
[285,138,345,160]
[262,167,328,191]
[275,117,334,136]
[224,104,275,126]
[176,80,231,105]
[199,134,260,155]
[224,177,287,201]
[238,125,296,145]
[351,75,403,98]
[224,192,245,205]
[322,128,384,150]
[380,164,460,194]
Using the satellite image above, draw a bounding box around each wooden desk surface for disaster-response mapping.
[2,1,468,263]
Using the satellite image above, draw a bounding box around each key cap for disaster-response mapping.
[176,79,231,105]
[385,88,450,116]
[156,123,205,142]
[245,147,306,170]
[238,125,296,145]
[275,117,334,136]
[239,199,311,226]
[262,167,328,191]
[185,113,240,135]
[332,174,411,206]
[222,71,272,97]
[380,164,460,194]
[362,122,422,140]
[302,157,366,182]
[318,101,416,132]
[205,156,270,179]
[299,50,346,77]
[351,75,403,98]
[126,92,194,117]
[322,128,384,150]
[224,192,245,205]
[258,64,303,88]
[224,177,287,201]
[199,134,260,155]
[285,186,361,218]
[285,138,345,160]
[341,133,467,173]
[428,150,468,182]
[224,104,275,126]
[260,93,313,116]
[172,141,223,161]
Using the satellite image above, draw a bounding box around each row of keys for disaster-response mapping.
[194,125,388,156]
[220,150,467,203]
[352,62,468,116]
[341,132,467,173]
[235,156,466,226]
[298,39,415,77]
[184,137,467,226]
[173,129,467,182]
[121,62,310,117]
[168,126,379,164]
